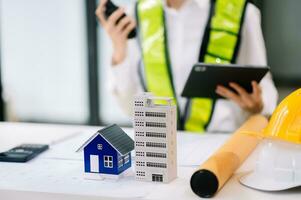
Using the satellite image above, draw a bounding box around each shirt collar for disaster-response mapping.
[163,0,210,14]
[163,0,208,9]
[193,0,208,8]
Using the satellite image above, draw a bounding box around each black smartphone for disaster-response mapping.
[104,0,136,39]
[0,144,49,163]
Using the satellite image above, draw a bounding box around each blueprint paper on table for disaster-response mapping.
[40,132,91,161]
[41,128,134,161]
[0,122,84,152]
[0,157,202,199]
[41,129,229,166]
[0,158,155,198]
[0,128,229,198]
[177,133,229,166]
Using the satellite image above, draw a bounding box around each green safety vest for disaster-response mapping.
[136,0,248,132]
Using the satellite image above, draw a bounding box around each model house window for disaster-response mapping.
[104,156,113,168]
[135,141,145,147]
[146,142,166,148]
[136,151,145,157]
[97,144,103,150]
[146,132,166,138]
[145,112,166,118]
[152,174,163,182]
[146,162,167,168]
[135,121,144,127]
[136,171,146,177]
[135,131,144,137]
[145,122,166,128]
[124,154,130,164]
[146,152,167,158]
[136,161,145,166]
[134,111,144,117]
[118,156,123,168]
[134,101,144,106]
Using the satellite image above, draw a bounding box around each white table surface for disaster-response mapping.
[0,122,300,200]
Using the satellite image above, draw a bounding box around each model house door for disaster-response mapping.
[90,155,99,173]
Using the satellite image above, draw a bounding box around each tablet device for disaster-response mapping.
[181,63,270,99]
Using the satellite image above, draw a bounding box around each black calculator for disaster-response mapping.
[0,144,49,163]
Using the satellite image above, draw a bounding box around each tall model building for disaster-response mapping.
[133,93,177,183]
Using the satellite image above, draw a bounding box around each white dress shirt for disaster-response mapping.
[108,0,278,132]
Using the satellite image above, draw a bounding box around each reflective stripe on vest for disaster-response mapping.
[185,0,247,132]
[136,0,176,106]
[136,0,247,132]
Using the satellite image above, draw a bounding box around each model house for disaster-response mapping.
[77,124,134,179]
[133,93,177,183]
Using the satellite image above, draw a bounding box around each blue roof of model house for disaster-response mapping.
[77,124,134,155]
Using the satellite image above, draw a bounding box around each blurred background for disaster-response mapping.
[0,0,300,127]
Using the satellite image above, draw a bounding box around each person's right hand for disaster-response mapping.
[95,0,136,65]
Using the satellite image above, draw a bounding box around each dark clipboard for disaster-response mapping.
[181,63,270,99]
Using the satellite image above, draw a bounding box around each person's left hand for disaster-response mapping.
[216,81,263,114]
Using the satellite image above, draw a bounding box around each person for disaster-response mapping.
[0,69,4,121]
[96,0,278,132]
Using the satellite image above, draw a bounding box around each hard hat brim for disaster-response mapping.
[239,171,300,191]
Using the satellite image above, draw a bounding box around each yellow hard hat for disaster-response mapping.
[263,89,301,144]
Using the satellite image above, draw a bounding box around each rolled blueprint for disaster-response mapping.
[190,115,268,198]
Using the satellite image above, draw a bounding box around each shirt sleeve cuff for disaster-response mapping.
[108,54,136,94]
[260,94,273,117]
[110,57,131,78]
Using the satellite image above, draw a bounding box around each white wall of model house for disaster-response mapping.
[133,93,177,183]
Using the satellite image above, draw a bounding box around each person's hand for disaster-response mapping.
[216,81,263,114]
[95,0,136,65]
